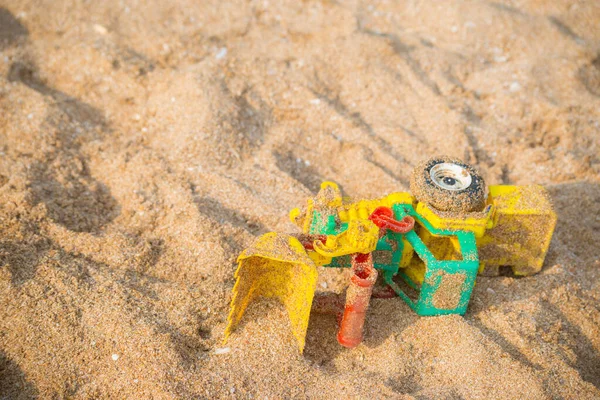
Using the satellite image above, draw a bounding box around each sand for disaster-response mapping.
[0,0,599,398]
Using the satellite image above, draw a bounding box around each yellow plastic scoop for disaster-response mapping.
[224,232,319,352]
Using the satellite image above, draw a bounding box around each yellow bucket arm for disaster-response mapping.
[224,232,319,352]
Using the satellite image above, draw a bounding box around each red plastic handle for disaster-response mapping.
[369,206,415,233]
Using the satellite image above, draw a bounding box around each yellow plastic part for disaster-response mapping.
[313,219,380,257]
[403,258,426,285]
[417,228,462,261]
[338,192,414,223]
[398,236,414,267]
[306,247,333,267]
[224,232,318,352]
[290,181,343,234]
[289,197,314,233]
[478,185,557,276]
[400,219,464,287]
[318,181,344,208]
[415,202,494,238]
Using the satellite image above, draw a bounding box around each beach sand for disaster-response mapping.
[0,0,599,398]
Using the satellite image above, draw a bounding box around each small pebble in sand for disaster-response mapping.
[509,82,522,92]
[215,48,228,60]
[112,354,119,361]
[214,347,231,355]
[93,24,108,35]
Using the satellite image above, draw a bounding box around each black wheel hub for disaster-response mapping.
[443,177,457,186]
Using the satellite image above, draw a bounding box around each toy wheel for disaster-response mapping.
[410,156,487,212]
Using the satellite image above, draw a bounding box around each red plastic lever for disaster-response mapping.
[368,206,415,233]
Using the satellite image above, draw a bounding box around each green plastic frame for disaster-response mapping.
[318,203,480,316]
[383,204,479,316]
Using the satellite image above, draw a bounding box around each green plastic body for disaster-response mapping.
[311,204,479,316]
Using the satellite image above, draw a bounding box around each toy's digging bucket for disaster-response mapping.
[224,232,318,352]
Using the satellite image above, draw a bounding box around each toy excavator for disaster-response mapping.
[224,156,556,352]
